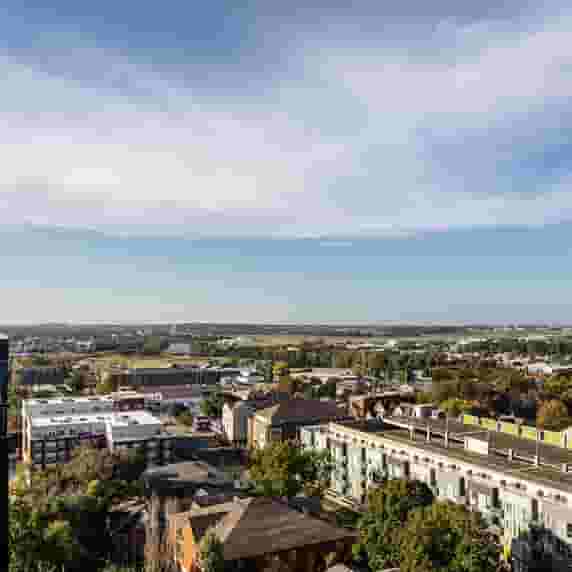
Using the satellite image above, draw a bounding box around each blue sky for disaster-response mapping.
[1,1,572,323]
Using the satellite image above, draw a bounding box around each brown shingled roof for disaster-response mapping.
[193,497,356,561]
[255,398,342,424]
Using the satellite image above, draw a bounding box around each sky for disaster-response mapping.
[1,0,572,324]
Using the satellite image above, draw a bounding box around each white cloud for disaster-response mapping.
[2,5,572,238]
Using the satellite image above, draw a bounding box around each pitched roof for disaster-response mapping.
[189,497,355,561]
[255,398,342,424]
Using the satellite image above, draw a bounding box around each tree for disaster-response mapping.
[249,441,333,499]
[200,391,224,418]
[31,354,51,366]
[398,502,499,572]
[176,410,194,427]
[198,531,225,572]
[440,398,470,418]
[431,368,456,383]
[537,399,569,429]
[356,479,434,571]
[544,375,572,398]
[9,497,80,572]
[431,381,459,404]
[367,353,385,379]
[278,375,299,395]
[272,361,290,379]
[69,370,85,394]
[95,377,115,395]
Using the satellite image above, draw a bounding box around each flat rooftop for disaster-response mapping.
[25,395,114,407]
[383,416,572,467]
[31,409,161,428]
[332,420,572,496]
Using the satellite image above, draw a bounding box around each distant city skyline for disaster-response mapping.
[2,1,572,322]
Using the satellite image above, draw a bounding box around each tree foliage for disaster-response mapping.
[356,479,434,571]
[200,391,224,418]
[95,377,115,395]
[537,399,569,429]
[10,445,146,572]
[249,441,333,499]
[398,502,499,572]
[9,496,80,572]
[198,531,225,572]
[355,480,499,572]
[176,410,194,426]
[440,398,471,418]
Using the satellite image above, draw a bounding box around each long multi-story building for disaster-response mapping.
[103,365,240,390]
[22,395,174,469]
[301,416,572,572]
[16,366,66,389]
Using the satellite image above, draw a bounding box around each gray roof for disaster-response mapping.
[335,419,572,495]
[142,461,232,492]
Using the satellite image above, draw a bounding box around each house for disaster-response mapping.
[169,496,356,572]
[248,398,348,449]
[141,460,243,535]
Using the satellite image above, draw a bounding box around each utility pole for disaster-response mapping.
[1,334,10,572]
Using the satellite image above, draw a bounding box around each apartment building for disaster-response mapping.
[301,416,572,572]
[249,399,349,449]
[300,417,572,571]
[103,365,231,390]
[17,366,66,388]
[222,398,277,446]
[22,395,174,469]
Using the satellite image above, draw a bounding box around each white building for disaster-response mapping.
[22,397,174,468]
[222,401,257,445]
[22,395,115,418]
[234,370,265,385]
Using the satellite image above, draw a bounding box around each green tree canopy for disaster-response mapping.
[95,377,115,395]
[198,531,225,572]
[398,502,499,572]
[200,391,224,418]
[9,497,80,572]
[249,441,332,499]
[440,398,471,418]
[176,410,194,427]
[356,479,434,571]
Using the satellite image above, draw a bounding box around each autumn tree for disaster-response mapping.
[440,398,470,418]
[537,399,570,429]
[95,377,114,395]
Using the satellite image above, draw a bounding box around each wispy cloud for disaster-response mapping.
[2,2,572,238]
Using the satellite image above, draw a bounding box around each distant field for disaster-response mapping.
[254,328,572,346]
[253,335,387,346]
[93,354,209,368]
